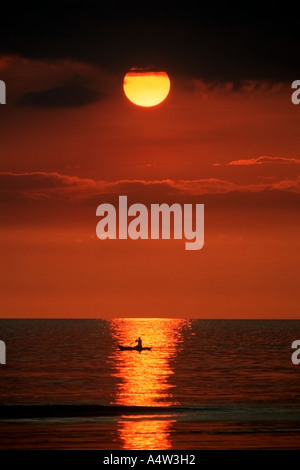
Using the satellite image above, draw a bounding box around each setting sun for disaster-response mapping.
[123,70,170,107]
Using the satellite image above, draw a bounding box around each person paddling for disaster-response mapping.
[135,337,142,349]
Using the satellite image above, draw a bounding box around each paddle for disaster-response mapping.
[129,337,142,345]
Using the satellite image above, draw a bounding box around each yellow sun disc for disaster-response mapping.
[123,70,170,107]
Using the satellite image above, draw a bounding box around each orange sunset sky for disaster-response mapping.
[0,3,299,318]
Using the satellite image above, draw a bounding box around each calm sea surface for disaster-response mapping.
[0,319,300,449]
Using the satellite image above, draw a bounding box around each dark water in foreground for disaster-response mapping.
[0,319,300,449]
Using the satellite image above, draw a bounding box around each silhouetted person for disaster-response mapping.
[135,337,142,349]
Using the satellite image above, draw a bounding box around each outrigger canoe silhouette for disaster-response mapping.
[118,344,152,352]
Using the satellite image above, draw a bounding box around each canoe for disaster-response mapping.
[118,345,152,351]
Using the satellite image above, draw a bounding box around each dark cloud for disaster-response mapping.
[1,172,300,207]
[1,171,300,229]
[0,2,300,81]
[0,171,94,191]
[0,173,114,195]
[18,75,103,107]
[228,156,300,166]
[214,156,300,167]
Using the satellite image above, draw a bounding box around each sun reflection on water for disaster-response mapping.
[117,416,175,450]
[108,318,190,449]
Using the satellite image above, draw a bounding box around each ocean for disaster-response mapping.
[0,318,299,449]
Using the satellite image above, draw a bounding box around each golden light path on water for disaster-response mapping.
[108,318,191,450]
